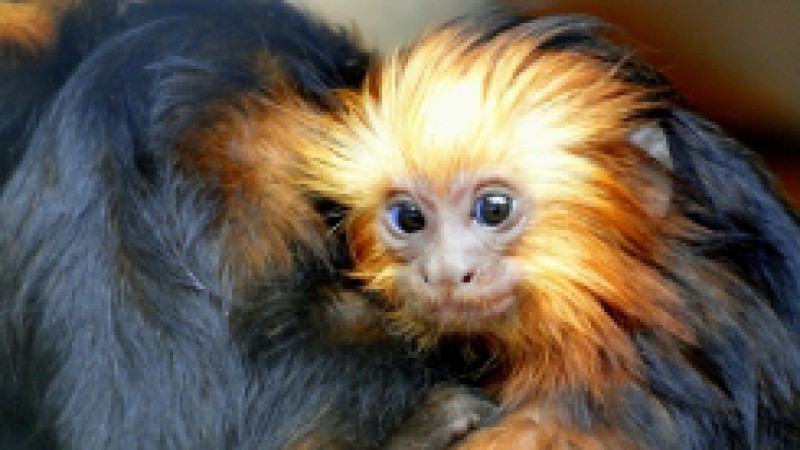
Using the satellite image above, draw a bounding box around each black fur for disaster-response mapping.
[0,1,460,448]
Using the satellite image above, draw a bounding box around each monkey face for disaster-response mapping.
[378,174,531,331]
[298,17,684,361]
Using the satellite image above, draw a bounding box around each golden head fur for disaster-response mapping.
[299,16,694,403]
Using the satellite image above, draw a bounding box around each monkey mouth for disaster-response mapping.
[428,293,517,329]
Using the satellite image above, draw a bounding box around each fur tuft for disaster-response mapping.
[299,11,800,448]
[300,13,678,400]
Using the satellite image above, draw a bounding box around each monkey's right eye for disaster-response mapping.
[387,202,426,234]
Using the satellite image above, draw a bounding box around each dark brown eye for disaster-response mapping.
[473,193,513,226]
[388,202,426,234]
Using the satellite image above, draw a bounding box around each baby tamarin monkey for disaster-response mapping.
[300,12,800,449]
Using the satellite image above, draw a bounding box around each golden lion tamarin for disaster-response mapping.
[299,12,800,448]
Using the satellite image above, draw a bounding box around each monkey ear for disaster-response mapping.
[628,124,673,216]
[629,124,672,170]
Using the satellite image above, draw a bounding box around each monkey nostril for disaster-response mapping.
[461,272,474,284]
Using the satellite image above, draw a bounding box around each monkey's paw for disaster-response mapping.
[384,384,498,449]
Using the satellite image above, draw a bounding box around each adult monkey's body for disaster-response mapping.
[0,1,493,448]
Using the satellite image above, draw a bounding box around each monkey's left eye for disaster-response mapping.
[387,202,426,234]
[473,193,513,227]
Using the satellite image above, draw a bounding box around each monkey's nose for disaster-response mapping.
[420,261,477,288]
[421,271,475,285]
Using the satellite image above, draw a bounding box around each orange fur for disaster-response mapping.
[457,404,641,450]
[298,19,700,448]
[0,2,57,54]
[178,82,330,282]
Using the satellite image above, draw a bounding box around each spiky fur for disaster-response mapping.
[302,12,687,399]
[299,13,800,449]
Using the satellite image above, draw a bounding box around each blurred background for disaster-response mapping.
[294,0,800,208]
